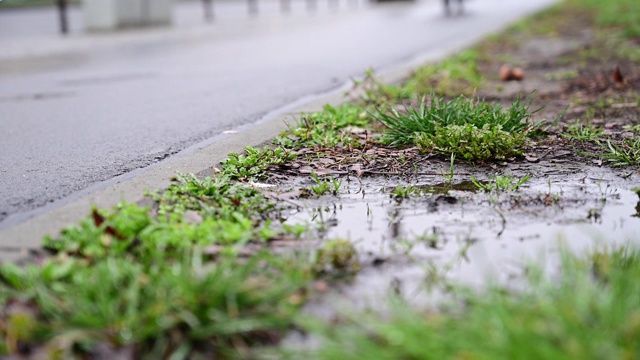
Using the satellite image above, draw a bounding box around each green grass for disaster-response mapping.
[0,251,312,358]
[349,51,483,104]
[308,172,342,197]
[471,174,531,193]
[478,0,640,65]
[222,146,296,180]
[598,138,640,167]
[502,2,573,38]
[405,50,483,97]
[349,69,415,106]
[415,123,528,162]
[304,246,640,360]
[273,104,369,150]
[375,95,538,162]
[3,0,639,356]
[0,174,323,357]
[572,0,640,38]
[44,175,294,260]
[561,121,604,141]
[314,239,360,275]
[152,173,276,223]
[390,184,421,199]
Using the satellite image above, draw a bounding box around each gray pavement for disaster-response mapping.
[0,0,557,238]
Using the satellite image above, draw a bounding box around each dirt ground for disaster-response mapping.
[264,5,640,320]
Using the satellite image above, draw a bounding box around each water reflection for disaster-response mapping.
[285,167,640,311]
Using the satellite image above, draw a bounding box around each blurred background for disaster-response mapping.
[0,0,386,37]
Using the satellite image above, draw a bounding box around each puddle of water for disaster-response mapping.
[283,167,640,313]
[418,179,483,194]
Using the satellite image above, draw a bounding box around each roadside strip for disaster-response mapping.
[0,15,546,257]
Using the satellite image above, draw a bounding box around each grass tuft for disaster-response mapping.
[415,123,527,161]
[306,246,640,359]
[472,174,531,192]
[598,138,640,167]
[375,95,536,161]
[0,172,321,357]
[405,50,483,97]
[273,104,369,150]
[0,251,311,358]
[561,120,604,141]
[222,147,295,180]
[572,0,640,38]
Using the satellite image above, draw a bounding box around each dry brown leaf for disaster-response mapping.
[613,65,624,83]
[91,209,123,239]
[349,163,363,177]
[317,158,336,165]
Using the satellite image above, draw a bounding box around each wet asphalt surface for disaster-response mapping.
[0,0,556,230]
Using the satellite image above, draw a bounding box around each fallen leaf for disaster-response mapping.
[622,131,635,139]
[613,65,624,83]
[313,280,329,293]
[349,164,363,177]
[91,208,105,228]
[526,156,539,163]
[317,158,335,165]
[91,209,123,239]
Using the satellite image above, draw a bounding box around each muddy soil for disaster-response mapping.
[273,163,639,328]
[267,6,640,324]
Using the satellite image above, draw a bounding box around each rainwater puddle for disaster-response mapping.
[284,166,640,313]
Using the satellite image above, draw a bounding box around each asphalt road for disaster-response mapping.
[0,0,556,230]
